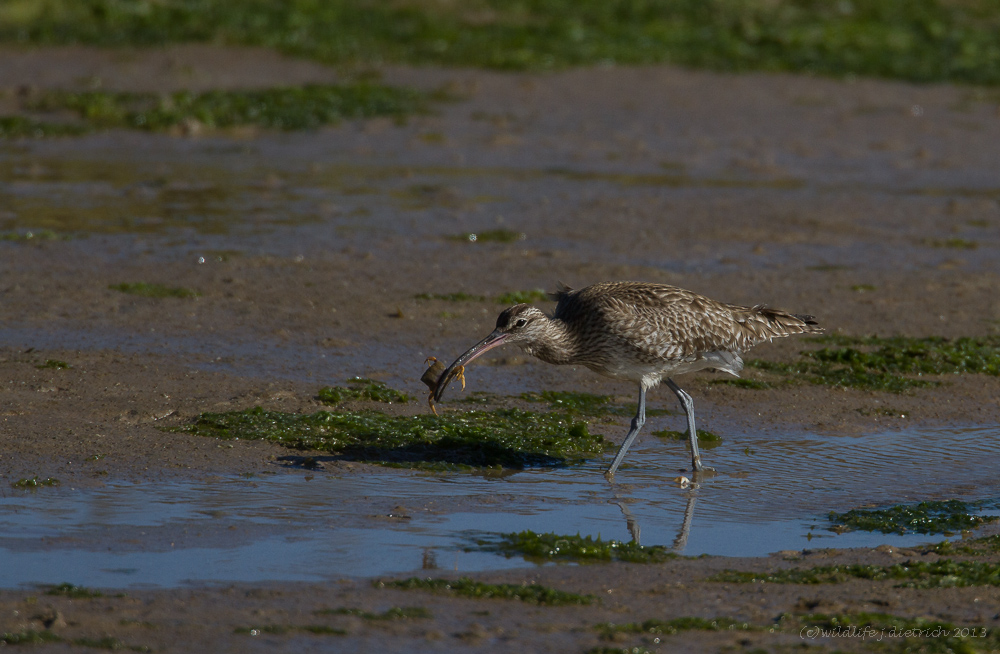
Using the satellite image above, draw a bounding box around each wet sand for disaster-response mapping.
[2,45,1000,651]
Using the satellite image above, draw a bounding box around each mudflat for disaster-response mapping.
[1,45,999,652]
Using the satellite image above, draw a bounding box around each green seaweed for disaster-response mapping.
[44,583,103,598]
[495,289,549,304]
[710,377,773,390]
[478,530,677,564]
[315,606,431,620]
[851,284,877,292]
[1,630,62,645]
[16,84,433,135]
[383,577,594,605]
[72,636,151,652]
[35,359,70,369]
[596,616,753,639]
[11,476,59,489]
[317,378,412,404]
[520,390,670,417]
[710,559,1000,588]
[413,292,486,302]
[829,500,999,535]
[748,334,1000,392]
[0,116,89,139]
[0,229,69,241]
[652,429,721,449]
[924,237,978,249]
[451,229,525,243]
[173,406,603,469]
[109,282,199,298]
[520,390,616,416]
[235,625,346,636]
[931,534,1000,556]
[4,0,1000,84]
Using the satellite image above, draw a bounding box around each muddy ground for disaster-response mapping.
[1,45,1000,652]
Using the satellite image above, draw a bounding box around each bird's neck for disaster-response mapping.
[522,317,577,365]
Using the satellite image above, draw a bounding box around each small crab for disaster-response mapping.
[421,357,464,415]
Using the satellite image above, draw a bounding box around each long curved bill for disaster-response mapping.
[433,330,508,402]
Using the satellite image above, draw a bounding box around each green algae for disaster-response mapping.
[520,390,617,415]
[829,500,999,535]
[383,577,594,605]
[1,630,62,645]
[45,583,103,598]
[924,237,978,249]
[596,616,753,639]
[413,291,487,302]
[8,0,1000,84]
[109,282,199,298]
[173,406,603,470]
[710,559,1000,588]
[11,476,59,489]
[0,116,88,139]
[414,289,549,304]
[235,625,346,636]
[520,390,670,417]
[478,530,677,564]
[748,334,1000,392]
[15,84,433,135]
[931,534,1000,556]
[451,229,526,243]
[652,429,722,449]
[315,607,431,620]
[35,359,70,369]
[495,289,549,304]
[0,228,69,241]
[317,377,412,404]
[710,377,774,390]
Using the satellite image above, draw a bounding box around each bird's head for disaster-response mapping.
[432,303,549,402]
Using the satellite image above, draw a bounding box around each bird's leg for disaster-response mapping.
[665,378,713,472]
[605,384,646,479]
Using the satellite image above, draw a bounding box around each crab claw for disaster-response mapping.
[433,330,507,403]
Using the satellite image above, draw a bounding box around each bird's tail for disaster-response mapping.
[731,304,823,350]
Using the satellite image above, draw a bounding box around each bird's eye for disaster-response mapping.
[514,318,528,328]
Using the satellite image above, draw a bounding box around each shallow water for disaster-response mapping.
[2,425,997,589]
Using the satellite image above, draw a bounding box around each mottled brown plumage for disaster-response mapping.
[434,281,822,476]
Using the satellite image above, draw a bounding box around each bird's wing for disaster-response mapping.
[569,282,819,362]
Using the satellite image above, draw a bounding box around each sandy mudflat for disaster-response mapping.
[1,45,999,652]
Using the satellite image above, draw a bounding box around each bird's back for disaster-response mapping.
[551,282,820,381]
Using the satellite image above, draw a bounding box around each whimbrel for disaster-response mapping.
[433,281,822,477]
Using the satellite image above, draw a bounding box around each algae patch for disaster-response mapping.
[8,84,436,136]
[5,0,1000,85]
[235,625,345,636]
[45,583,103,598]
[173,406,603,470]
[749,334,1000,392]
[451,229,525,243]
[11,476,60,489]
[383,577,594,605]
[495,289,549,304]
[519,390,668,417]
[596,617,754,639]
[652,429,722,449]
[315,607,431,620]
[710,560,1000,588]
[476,530,677,564]
[318,378,411,404]
[829,500,999,535]
[109,282,199,299]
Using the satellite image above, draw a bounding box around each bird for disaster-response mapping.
[432,281,822,477]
